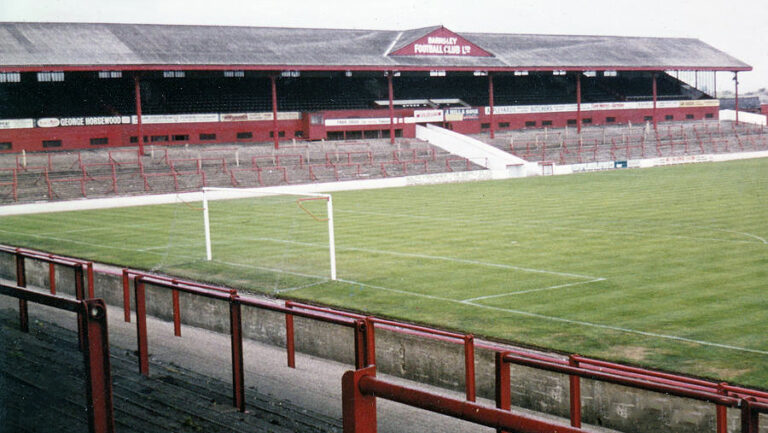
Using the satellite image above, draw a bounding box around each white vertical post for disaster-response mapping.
[326,195,337,280]
[203,189,212,261]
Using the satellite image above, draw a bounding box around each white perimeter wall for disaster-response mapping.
[719,109,767,126]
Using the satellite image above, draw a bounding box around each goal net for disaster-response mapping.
[200,187,337,289]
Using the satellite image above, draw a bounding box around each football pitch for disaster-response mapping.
[1,158,766,387]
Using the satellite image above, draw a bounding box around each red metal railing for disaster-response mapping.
[0,246,95,348]
[124,270,371,412]
[0,167,18,202]
[285,300,477,401]
[0,282,114,433]
[4,246,768,431]
[342,365,585,433]
[82,162,119,195]
[495,351,745,433]
[326,150,373,166]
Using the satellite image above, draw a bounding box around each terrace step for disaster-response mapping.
[0,309,341,433]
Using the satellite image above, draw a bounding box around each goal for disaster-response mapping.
[201,187,337,281]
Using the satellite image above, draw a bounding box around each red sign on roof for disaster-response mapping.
[390,27,493,57]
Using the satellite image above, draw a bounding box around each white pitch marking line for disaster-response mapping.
[0,228,173,256]
[336,278,768,356]
[460,278,606,302]
[209,234,596,280]
[715,229,767,244]
[210,259,329,281]
[338,209,767,245]
[274,280,330,294]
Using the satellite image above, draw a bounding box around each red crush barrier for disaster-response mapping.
[342,365,585,433]
[0,167,18,202]
[0,283,115,433]
[497,351,741,433]
[125,270,368,413]
[286,301,478,401]
[1,246,95,349]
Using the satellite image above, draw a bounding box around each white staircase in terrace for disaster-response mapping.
[415,124,532,178]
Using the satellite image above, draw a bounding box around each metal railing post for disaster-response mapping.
[121,269,131,322]
[342,366,377,433]
[81,299,116,433]
[229,296,245,412]
[464,334,476,402]
[87,262,95,298]
[716,383,728,433]
[75,265,86,350]
[495,351,511,433]
[354,319,369,369]
[48,261,56,294]
[569,355,582,428]
[172,289,181,337]
[364,317,376,367]
[285,300,296,368]
[741,397,759,433]
[16,252,28,332]
[134,277,149,376]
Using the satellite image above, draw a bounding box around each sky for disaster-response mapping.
[2,0,766,93]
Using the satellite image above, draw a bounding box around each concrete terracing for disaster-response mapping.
[0,307,342,433]
[0,138,485,205]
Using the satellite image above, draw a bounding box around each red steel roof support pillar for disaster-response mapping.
[489,74,495,139]
[652,72,658,131]
[576,73,582,134]
[388,71,395,144]
[134,75,144,156]
[734,71,739,125]
[271,75,279,149]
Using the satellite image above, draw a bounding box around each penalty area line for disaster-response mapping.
[335,278,768,357]
[209,235,594,280]
[460,278,606,302]
[274,280,331,294]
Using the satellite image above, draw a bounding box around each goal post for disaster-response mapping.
[201,187,337,281]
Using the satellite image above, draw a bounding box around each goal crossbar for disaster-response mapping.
[201,187,337,280]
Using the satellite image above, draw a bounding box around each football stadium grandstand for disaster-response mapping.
[2,22,768,433]
[0,22,762,203]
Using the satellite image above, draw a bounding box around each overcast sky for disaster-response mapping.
[2,0,766,93]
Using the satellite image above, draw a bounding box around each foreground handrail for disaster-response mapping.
[0,282,114,433]
[129,273,369,413]
[497,351,741,432]
[287,300,477,401]
[343,366,586,433]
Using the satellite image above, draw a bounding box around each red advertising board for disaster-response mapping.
[390,27,493,57]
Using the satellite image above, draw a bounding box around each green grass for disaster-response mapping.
[1,158,767,387]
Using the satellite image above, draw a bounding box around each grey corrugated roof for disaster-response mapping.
[719,97,761,110]
[0,22,751,71]
[387,25,441,54]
